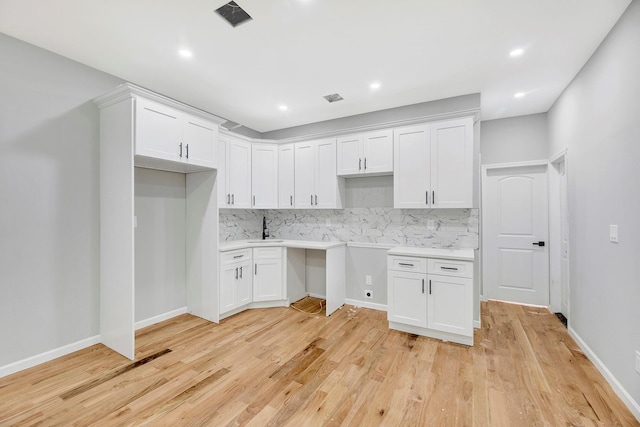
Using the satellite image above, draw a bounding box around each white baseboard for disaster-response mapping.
[0,335,101,379]
[474,320,481,329]
[569,326,640,422]
[135,307,188,330]
[345,298,387,312]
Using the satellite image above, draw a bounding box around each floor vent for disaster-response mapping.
[215,1,253,27]
[554,312,568,328]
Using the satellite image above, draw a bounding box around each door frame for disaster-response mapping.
[481,160,550,306]
[549,149,570,319]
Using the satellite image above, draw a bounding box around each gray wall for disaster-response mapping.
[262,94,480,140]
[481,113,548,164]
[0,34,123,366]
[548,0,640,412]
[134,168,187,322]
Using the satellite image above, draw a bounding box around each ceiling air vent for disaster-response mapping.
[324,93,344,103]
[215,1,252,27]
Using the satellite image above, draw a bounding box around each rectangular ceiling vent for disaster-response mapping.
[324,93,344,103]
[215,1,252,27]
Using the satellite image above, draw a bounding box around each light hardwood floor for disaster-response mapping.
[0,299,637,426]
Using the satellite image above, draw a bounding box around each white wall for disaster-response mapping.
[0,34,122,366]
[548,0,640,415]
[481,113,548,164]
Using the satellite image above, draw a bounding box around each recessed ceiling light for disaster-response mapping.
[279,105,288,111]
[514,92,526,98]
[179,49,193,58]
[370,82,381,90]
[510,48,524,57]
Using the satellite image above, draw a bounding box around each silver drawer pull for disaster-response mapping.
[233,255,244,259]
[440,266,458,271]
[398,263,414,267]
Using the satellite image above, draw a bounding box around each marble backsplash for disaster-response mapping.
[220,208,479,249]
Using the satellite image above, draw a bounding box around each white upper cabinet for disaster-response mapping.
[219,135,252,208]
[430,118,473,208]
[394,118,473,208]
[294,139,343,209]
[336,129,393,176]
[393,124,431,208]
[136,97,217,170]
[251,144,278,209]
[278,144,295,208]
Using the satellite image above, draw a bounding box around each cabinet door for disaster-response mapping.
[363,129,393,174]
[135,98,182,162]
[278,144,295,208]
[217,135,229,206]
[387,270,427,328]
[430,118,473,208]
[183,115,217,168]
[315,139,339,209]
[236,261,252,307]
[220,264,238,313]
[252,144,278,209]
[393,125,431,208]
[427,274,472,336]
[253,257,283,301]
[294,142,315,208]
[228,138,252,208]
[336,134,362,176]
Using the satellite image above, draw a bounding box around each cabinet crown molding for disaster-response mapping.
[93,83,226,126]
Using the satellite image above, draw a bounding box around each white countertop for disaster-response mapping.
[388,246,475,261]
[219,239,346,252]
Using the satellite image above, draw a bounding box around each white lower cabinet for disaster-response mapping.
[253,247,284,302]
[220,249,253,315]
[387,251,473,345]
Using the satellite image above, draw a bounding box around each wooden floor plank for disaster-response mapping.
[0,299,637,426]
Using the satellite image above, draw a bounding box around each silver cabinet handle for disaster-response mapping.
[432,191,435,205]
[426,191,429,205]
[233,254,244,259]
[235,267,238,280]
[227,194,230,205]
[315,194,318,205]
[364,157,367,170]
[253,195,256,206]
[429,279,432,295]
[239,266,243,278]
[179,142,183,158]
[359,158,362,170]
[255,263,257,275]
[185,144,189,159]
[310,194,313,206]
[290,195,293,206]
[231,194,235,205]
[440,266,458,271]
[422,279,425,294]
[399,262,414,267]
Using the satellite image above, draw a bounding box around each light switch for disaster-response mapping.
[609,225,619,243]
[365,275,372,285]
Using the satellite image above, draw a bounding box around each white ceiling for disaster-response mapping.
[0,0,631,133]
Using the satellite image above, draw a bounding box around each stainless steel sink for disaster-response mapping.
[247,239,284,243]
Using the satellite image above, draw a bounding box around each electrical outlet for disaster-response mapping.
[635,351,640,374]
[365,275,372,285]
[427,219,435,230]
[609,225,619,243]
[365,289,373,299]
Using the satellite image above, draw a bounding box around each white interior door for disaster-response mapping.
[558,160,570,318]
[483,163,549,306]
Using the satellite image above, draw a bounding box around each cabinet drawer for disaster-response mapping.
[220,249,252,265]
[388,255,427,273]
[428,259,472,278]
[253,246,283,260]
